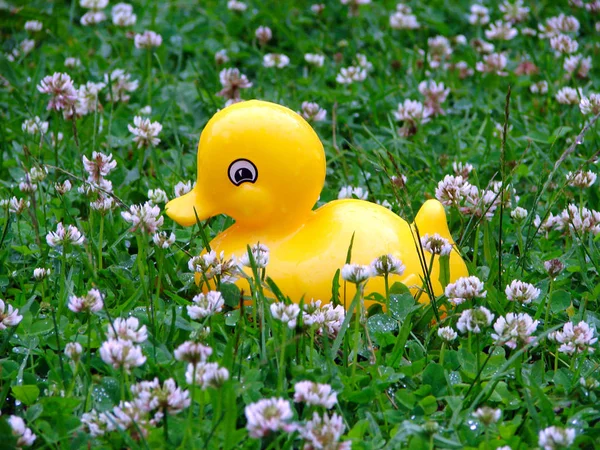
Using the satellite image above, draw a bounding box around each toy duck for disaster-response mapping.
[166,100,469,308]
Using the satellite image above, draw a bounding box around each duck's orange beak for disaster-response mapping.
[165,189,215,227]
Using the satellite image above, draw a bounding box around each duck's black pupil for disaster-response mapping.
[236,168,253,181]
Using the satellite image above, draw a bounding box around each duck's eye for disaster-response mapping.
[228,159,258,186]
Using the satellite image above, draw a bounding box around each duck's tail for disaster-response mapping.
[412,199,455,243]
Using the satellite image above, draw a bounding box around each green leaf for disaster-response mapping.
[550,289,571,313]
[220,282,241,307]
[389,293,417,321]
[422,363,447,395]
[367,314,398,335]
[11,385,40,405]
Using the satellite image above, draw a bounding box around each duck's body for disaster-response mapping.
[166,100,469,307]
[207,198,467,307]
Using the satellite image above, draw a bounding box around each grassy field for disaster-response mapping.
[1,0,600,448]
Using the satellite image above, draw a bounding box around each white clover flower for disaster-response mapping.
[539,426,575,450]
[148,188,168,204]
[393,99,431,124]
[304,53,325,67]
[81,410,117,437]
[37,72,78,112]
[335,66,367,84]
[555,321,597,355]
[25,20,43,32]
[65,342,83,361]
[174,180,193,197]
[341,263,373,284]
[83,152,117,182]
[311,3,325,13]
[300,102,327,122]
[121,202,164,234]
[370,254,405,277]
[33,268,51,280]
[293,381,337,409]
[107,317,148,343]
[471,38,495,54]
[504,280,540,304]
[435,175,470,207]
[255,26,272,45]
[189,250,239,283]
[217,68,252,100]
[556,204,600,235]
[438,326,458,342]
[22,116,49,135]
[300,412,349,450]
[476,52,508,76]
[174,341,212,364]
[337,185,368,200]
[227,0,247,11]
[468,4,490,25]
[128,116,162,148]
[134,30,162,49]
[579,93,600,115]
[53,180,71,196]
[530,81,548,95]
[427,35,452,68]
[564,55,591,78]
[65,57,81,68]
[270,303,301,329]
[418,80,449,116]
[8,416,36,448]
[0,298,23,330]
[90,196,115,213]
[499,0,529,22]
[240,243,270,268]
[100,338,146,372]
[566,170,596,188]
[80,11,106,26]
[80,0,109,9]
[389,8,420,30]
[303,300,345,336]
[485,20,518,40]
[263,53,290,69]
[245,397,294,438]
[215,49,229,64]
[457,307,494,334]
[18,174,37,193]
[188,291,225,320]
[152,231,176,248]
[473,406,501,426]
[104,69,139,103]
[555,87,580,105]
[491,313,538,349]
[46,222,85,247]
[185,362,230,388]
[68,288,104,313]
[511,206,528,221]
[539,14,580,38]
[112,3,137,26]
[444,276,486,305]
[130,378,190,421]
[551,34,578,54]
[110,400,149,435]
[420,233,453,256]
[8,197,30,215]
[544,259,565,278]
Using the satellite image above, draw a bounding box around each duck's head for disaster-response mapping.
[166,100,326,229]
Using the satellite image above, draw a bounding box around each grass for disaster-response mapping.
[1,0,600,449]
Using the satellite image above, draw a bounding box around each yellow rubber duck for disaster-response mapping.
[166,100,469,308]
